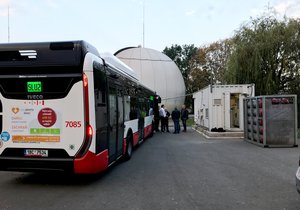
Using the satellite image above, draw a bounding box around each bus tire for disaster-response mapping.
[124,134,133,161]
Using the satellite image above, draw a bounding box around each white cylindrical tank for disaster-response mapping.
[115,47,186,112]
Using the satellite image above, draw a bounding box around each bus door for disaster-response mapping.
[108,86,124,162]
[117,89,124,157]
[138,98,145,141]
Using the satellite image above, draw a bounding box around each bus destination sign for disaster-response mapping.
[27,81,42,93]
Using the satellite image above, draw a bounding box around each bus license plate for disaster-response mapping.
[24,149,48,157]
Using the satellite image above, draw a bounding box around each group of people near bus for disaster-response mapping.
[158,104,189,134]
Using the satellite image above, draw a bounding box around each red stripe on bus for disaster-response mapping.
[83,73,90,122]
[123,138,127,155]
[74,150,108,174]
[76,73,92,158]
[144,124,152,138]
[133,132,139,146]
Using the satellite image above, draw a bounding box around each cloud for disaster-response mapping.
[274,0,293,15]
[0,0,10,16]
[45,0,59,9]
[286,4,300,18]
[274,0,300,18]
[250,7,264,17]
[249,0,300,19]
[0,0,10,6]
[0,9,6,17]
[185,10,196,16]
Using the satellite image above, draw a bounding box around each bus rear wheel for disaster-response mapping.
[124,135,133,160]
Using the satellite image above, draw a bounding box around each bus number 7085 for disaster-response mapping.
[65,121,82,128]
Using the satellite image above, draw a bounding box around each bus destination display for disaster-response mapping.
[27,81,42,93]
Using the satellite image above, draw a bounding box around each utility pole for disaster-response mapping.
[142,0,145,48]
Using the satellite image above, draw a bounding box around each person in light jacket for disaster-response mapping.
[159,104,166,132]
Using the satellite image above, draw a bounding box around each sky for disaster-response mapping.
[0,0,300,54]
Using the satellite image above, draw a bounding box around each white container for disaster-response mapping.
[193,84,255,131]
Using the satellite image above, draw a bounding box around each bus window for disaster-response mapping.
[93,65,108,154]
[130,96,137,120]
[124,95,131,121]
[94,67,106,105]
[137,97,146,118]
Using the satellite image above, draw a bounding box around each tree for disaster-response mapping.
[225,14,300,96]
[194,39,233,88]
[163,44,198,108]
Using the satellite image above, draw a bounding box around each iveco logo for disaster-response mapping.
[27,95,43,100]
[19,50,37,59]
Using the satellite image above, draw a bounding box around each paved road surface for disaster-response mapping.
[0,127,299,209]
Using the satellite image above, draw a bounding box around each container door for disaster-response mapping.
[224,92,230,130]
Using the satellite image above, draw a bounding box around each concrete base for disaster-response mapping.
[194,126,244,139]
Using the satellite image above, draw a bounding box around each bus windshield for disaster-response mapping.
[0,66,82,100]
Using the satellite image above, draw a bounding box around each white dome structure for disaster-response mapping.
[115,47,186,112]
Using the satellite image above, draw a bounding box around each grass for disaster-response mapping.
[187,118,195,127]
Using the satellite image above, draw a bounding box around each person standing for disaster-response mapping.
[165,108,170,132]
[181,105,188,132]
[171,107,180,134]
[159,104,166,132]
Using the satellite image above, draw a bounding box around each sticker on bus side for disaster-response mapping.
[9,105,62,143]
[0,131,10,142]
[37,108,57,127]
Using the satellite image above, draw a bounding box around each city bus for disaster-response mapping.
[0,41,159,174]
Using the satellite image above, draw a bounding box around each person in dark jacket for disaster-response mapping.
[164,108,170,132]
[181,105,188,132]
[171,107,181,134]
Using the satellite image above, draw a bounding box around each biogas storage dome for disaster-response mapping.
[115,47,186,112]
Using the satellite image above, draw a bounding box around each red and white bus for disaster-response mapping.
[0,41,159,174]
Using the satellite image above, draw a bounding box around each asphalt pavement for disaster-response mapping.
[0,127,300,210]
